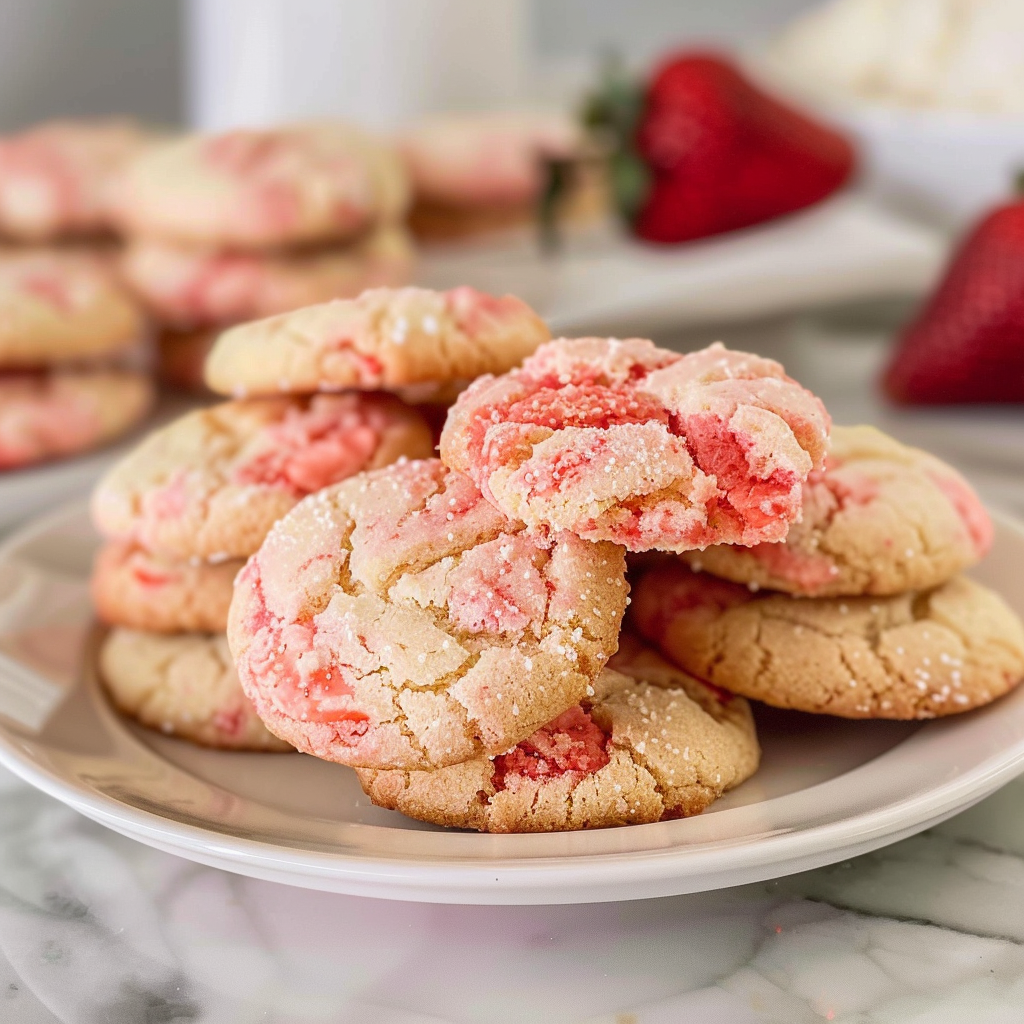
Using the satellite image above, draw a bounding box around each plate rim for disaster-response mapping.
[1,501,1024,904]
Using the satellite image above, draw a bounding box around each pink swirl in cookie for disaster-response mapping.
[928,470,993,557]
[232,399,387,496]
[492,706,609,791]
[441,338,830,552]
[638,564,753,643]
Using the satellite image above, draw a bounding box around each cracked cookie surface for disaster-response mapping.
[632,563,1024,718]
[227,458,628,770]
[92,540,240,634]
[99,628,291,751]
[0,369,153,469]
[91,391,433,561]
[440,338,830,552]
[682,425,992,596]
[356,643,759,832]
[204,285,550,398]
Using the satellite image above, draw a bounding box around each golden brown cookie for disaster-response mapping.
[682,425,992,596]
[227,458,628,771]
[203,286,549,398]
[92,541,240,634]
[98,628,291,751]
[91,391,433,561]
[632,562,1024,719]
[356,646,759,832]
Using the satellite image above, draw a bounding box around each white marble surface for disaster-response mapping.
[2,761,1024,1023]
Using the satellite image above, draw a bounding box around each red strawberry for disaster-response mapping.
[884,200,1024,404]
[632,53,856,244]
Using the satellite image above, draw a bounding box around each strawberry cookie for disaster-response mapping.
[92,541,240,634]
[98,628,291,751]
[121,223,414,329]
[683,425,992,597]
[0,370,153,469]
[92,391,433,561]
[0,119,155,241]
[440,338,830,552]
[356,644,758,832]
[632,563,1024,719]
[204,286,550,398]
[113,123,409,249]
[0,250,146,367]
[227,458,628,770]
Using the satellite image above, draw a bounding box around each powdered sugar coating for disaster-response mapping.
[0,369,152,469]
[0,250,146,366]
[632,562,1024,719]
[204,285,550,398]
[0,119,154,241]
[356,645,759,832]
[227,458,628,771]
[113,124,409,249]
[91,392,433,560]
[99,628,290,751]
[122,223,414,329]
[441,338,831,552]
[93,541,240,634]
[683,425,993,596]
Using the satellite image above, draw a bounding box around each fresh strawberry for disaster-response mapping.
[632,53,856,243]
[884,199,1024,404]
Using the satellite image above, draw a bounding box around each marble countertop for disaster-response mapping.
[4,315,1024,1023]
[2,761,1024,1023]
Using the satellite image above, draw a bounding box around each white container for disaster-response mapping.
[185,0,530,132]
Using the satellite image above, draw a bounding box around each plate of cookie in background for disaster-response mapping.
[0,285,1023,905]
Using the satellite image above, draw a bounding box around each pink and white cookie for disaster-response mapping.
[400,111,580,209]
[440,339,831,552]
[0,250,147,367]
[98,628,291,751]
[682,425,993,596]
[0,369,153,470]
[632,562,1024,719]
[356,643,759,832]
[92,540,240,634]
[91,391,433,561]
[121,223,414,329]
[227,458,628,770]
[0,119,155,241]
[204,286,550,398]
[113,123,409,249]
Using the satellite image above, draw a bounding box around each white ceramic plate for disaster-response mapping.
[418,195,944,337]
[1,503,1024,905]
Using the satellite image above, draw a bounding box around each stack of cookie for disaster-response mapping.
[0,121,159,469]
[112,123,416,390]
[90,286,552,750]
[222,324,841,831]
[632,425,1024,720]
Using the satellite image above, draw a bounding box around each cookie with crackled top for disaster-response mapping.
[682,425,991,597]
[356,643,759,832]
[0,119,155,242]
[632,562,1024,719]
[0,369,153,469]
[203,285,550,398]
[440,338,831,552]
[98,628,291,751]
[0,250,146,367]
[92,541,240,634]
[122,223,414,330]
[227,458,628,771]
[91,391,433,561]
[112,123,408,249]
